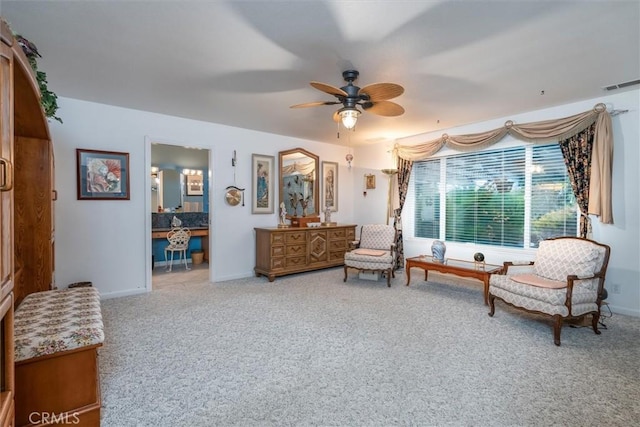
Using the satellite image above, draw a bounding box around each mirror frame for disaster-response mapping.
[279,147,320,218]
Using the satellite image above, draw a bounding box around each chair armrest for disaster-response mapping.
[502,261,534,275]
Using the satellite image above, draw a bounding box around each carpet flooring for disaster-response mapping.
[99,268,640,426]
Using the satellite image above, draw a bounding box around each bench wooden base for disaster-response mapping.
[15,345,101,427]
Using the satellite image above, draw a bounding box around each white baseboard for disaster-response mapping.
[100,288,148,300]
[605,303,640,317]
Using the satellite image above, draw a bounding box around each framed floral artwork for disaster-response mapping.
[322,161,338,212]
[251,153,275,214]
[76,149,130,200]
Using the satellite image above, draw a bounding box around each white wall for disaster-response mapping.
[49,90,639,316]
[353,90,640,317]
[50,98,355,298]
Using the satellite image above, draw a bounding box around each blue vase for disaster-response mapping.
[431,240,446,263]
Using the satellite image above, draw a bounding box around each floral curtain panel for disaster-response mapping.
[393,103,613,224]
[393,158,413,269]
[560,124,595,238]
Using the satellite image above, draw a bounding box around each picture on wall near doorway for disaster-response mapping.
[186,174,204,196]
[322,161,338,212]
[76,148,130,200]
[251,153,275,214]
[365,173,376,190]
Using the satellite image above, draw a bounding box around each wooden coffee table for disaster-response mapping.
[405,255,502,305]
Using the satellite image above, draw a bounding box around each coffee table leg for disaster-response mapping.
[483,277,489,305]
[405,264,411,285]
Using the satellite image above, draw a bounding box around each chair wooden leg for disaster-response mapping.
[488,294,496,317]
[553,315,563,346]
[386,269,391,287]
[591,313,602,335]
[343,265,348,282]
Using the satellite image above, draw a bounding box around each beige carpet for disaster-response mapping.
[99,267,640,426]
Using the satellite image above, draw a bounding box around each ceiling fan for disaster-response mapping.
[290,70,405,130]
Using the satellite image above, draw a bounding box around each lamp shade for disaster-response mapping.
[340,108,360,130]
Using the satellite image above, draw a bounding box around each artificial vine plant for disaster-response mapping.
[15,34,62,123]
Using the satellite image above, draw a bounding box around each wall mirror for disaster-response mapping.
[279,148,319,217]
[151,143,209,213]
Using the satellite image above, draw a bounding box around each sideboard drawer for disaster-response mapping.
[329,240,345,251]
[271,257,285,270]
[272,246,285,257]
[328,229,346,240]
[285,232,306,244]
[286,244,305,257]
[271,233,285,245]
[286,256,306,268]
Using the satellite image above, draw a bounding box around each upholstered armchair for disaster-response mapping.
[488,236,610,346]
[344,224,397,287]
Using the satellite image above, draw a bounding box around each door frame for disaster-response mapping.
[144,136,214,291]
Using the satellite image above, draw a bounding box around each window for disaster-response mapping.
[411,143,578,248]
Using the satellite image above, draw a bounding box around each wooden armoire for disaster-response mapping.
[0,19,55,426]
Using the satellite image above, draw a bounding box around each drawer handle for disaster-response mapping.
[0,157,13,191]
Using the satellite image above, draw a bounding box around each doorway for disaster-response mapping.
[149,141,211,290]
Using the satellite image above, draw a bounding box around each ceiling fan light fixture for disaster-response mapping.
[340,108,360,130]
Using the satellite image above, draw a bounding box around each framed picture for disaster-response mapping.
[322,161,338,212]
[76,148,130,200]
[251,153,275,214]
[365,174,376,190]
[186,174,204,196]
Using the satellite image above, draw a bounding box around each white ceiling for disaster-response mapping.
[2,0,638,146]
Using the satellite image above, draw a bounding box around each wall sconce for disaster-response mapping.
[345,153,353,169]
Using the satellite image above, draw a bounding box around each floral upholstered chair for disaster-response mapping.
[344,224,397,287]
[488,236,610,346]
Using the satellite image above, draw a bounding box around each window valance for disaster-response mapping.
[393,103,613,224]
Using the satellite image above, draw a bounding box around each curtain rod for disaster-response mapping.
[609,109,629,116]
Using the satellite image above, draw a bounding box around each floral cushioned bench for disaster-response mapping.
[14,287,104,426]
[488,236,610,346]
[15,287,104,361]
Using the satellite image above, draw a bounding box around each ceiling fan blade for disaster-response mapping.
[332,110,341,122]
[310,81,348,97]
[290,101,340,108]
[363,100,405,116]
[359,83,404,101]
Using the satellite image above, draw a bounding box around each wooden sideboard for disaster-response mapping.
[255,225,356,281]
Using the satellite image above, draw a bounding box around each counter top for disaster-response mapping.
[151,227,209,239]
[152,226,209,232]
